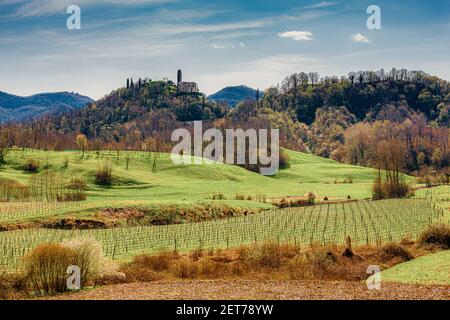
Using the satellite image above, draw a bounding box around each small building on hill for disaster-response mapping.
[177,69,199,93]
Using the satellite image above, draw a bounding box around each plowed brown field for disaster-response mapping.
[44,280,450,300]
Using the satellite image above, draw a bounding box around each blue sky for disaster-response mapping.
[0,0,449,99]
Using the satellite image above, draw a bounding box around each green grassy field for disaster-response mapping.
[380,250,450,285]
[0,148,380,222]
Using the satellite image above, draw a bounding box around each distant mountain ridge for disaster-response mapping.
[0,91,93,123]
[208,85,258,107]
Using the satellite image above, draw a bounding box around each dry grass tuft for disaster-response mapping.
[0,271,27,300]
[171,259,198,279]
[418,223,450,249]
[23,243,76,295]
[132,251,176,272]
[380,243,414,262]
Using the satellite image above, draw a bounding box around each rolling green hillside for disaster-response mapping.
[0,148,378,210]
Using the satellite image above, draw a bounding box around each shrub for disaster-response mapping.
[372,175,414,200]
[279,149,290,169]
[23,238,108,295]
[190,248,204,262]
[238,242,284,269]
[305,192,317,205]
[61,238,104,287]
[28,171,65,202]
[23,158,40,173]
[123,266,161,282]
[256,193,266,203]
[197,259,224,277]
[67,177,87,190]
[23,243,77,295]
[0,179,30,202]
[62,177,87,201]
[212,193,226,200]
[278,198,289,208]
[234,193,245,201]
[418,223,450,249]
[289,247,338,280]
[121,253,170,283]
[256,242,283,269]
[172,259,198,279]
[307,248,337,269]
[95,161,113,185]
[276,193,318,208]
[380,243,414,262]
[61,193,86,202]
[132,252,174,272]
[372,176,384,200]
[93,272,127,286]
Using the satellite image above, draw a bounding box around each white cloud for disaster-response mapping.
[278,30,314,41]
[10,0,173,17]
[148,19,270,36]
[211,42,246,49]
[211,44,227,49]
[302,1,337,10]
[209,30,263,41]
[153,8,227,22]
[291,10,331,21]
[352,32,370,43]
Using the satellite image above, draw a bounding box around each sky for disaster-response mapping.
[0,0,449,99]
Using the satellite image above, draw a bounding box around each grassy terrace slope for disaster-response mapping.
[380,250,450,285]
[0,148,378,223]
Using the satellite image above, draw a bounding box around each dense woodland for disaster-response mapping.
[0,68,449,179]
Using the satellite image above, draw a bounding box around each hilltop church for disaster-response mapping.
[177,69,199,93]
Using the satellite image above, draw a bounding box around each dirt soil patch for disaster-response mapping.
[41,218,115,230]
[43,280,450,300]
[98,208,145,220]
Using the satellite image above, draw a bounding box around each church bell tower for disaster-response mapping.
[177,69,182,84]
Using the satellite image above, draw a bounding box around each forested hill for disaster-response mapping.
[47,80,226,138]
[35,69,449,137]
[260,69,450,125]
[208,85,258,107]
[0,91,93,123]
